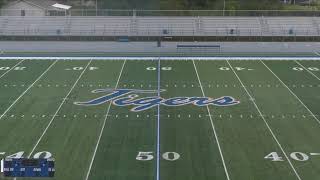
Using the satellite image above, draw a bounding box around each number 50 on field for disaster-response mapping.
[136,151,180,161]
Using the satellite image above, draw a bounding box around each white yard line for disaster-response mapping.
[0,60,58,121]
[294,60,320,81]
[0,59,25,80]
[261,61,320,125]
[156,57,161,180]
[314,51,320,57]
[27,60,92,158]
[226,60,302,180]
[192,60,231,180]
[85,60,126,180]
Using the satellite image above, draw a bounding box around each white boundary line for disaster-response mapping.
[85,60,126,180]
[1,57,320,61]
[294,60,320,81]
[27,60,93,157]
[0,59,25,80]
[261,61,320,125]
[226,60,302,180]
[0,60,58,121]
[192,60,231,180]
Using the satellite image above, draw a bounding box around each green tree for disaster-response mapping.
[239,0,280,9]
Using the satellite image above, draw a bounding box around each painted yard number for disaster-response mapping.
[146,67,172,71]
[293,67,319,71]
[136,151,180,161]
[65,67,98,71]
[219,67,254,71]
[0,67,26,70]
[265,152,320,162]
[2,151,52,159]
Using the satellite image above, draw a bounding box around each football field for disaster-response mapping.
[0,58,320,180]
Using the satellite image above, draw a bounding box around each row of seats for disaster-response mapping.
[0,16,318,36]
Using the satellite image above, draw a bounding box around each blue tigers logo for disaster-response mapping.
[74,89,240,112]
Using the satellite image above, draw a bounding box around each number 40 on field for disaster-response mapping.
[265,152,320,162]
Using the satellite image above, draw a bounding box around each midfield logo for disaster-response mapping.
[74,89,240,112]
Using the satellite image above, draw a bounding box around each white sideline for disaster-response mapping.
[1,56,320,61]
[0,159,3,173]
[192,60,231,180]
[0,59,25,80]
[85,60,126,180]
[27,60,93,157]
[261,61,320,125]
[295,60,320,81]
[226,60,302,180]
[0,60,58,121]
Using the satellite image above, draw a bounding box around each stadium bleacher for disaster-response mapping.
[0,16,319,37]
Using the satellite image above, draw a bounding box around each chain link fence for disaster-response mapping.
[2,9,320,16]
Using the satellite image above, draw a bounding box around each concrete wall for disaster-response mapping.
[0,41,319,54]
[1,2,45,16]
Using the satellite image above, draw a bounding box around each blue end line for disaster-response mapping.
[156,57,161,180]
